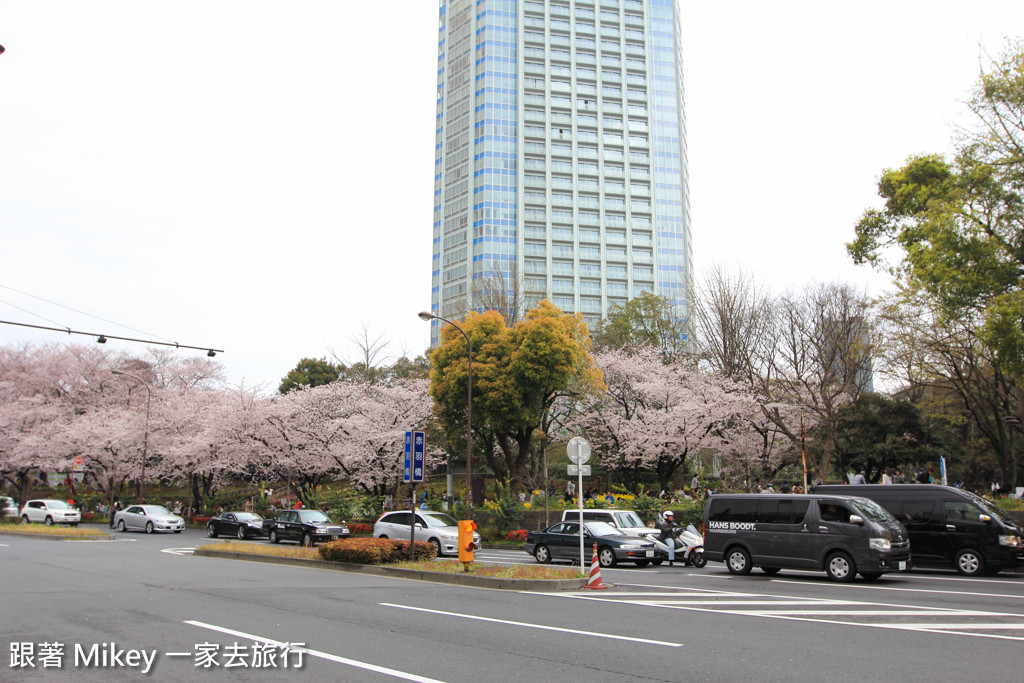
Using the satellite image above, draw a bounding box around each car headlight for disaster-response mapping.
[620,544,642,549]
[869,538,891,551]
[314,528,327,533]
[998,535,1021,547]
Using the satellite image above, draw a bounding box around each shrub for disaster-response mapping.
[318,537,435,564]
[505,529,527,543]
[491,480,523,533]
[349,523,373,535]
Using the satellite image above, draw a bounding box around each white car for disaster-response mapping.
[374,510,480,557]
[113,504,184,534]
[2,496,18,519]
[20,499,81,526]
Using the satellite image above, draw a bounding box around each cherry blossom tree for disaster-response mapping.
[569,347,761,492]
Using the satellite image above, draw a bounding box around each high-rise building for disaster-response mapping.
[429,0,691,343]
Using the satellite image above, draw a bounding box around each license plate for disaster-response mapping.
[645,550,654,557]
[898,561,907,571]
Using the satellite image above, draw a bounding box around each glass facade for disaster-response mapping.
[430,0,691,341]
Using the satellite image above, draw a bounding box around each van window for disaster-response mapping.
[778,499,809,524]
[709,498,757,523]
[944,500,984,522]
[902,500,935,523]
[614,512,646,528]
[818,502,854,523]
[849,497,898,523]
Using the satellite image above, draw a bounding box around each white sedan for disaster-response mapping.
[113,505,184,534]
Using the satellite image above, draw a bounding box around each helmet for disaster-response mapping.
[663,510,674,517]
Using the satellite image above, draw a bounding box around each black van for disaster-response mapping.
[703,494,911,582]
[814,484,1024,576]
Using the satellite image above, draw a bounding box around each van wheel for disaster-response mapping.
[955,549,985,576]
[761,567,781,576]
[651,558,663,566]
[725,547,752,575]
[825,551,856,582]
[634,560,651,567]
[860,572,882,581]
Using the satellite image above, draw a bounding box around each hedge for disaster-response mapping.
[318,537,436,564]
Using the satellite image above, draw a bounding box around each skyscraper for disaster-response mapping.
[429,0,691,342]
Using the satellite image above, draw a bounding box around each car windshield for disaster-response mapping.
[421,513,458,528]
[849,497,897,523]
[235,513,262,521]
[614,512,647,528]
[959,489,1010,521]
[583,521,620,537]
[299,510,331,523]
[145,506,172,515]
[46,500,74,509]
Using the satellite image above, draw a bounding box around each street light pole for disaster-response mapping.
[419,311,473,513]
[112,370,151,503]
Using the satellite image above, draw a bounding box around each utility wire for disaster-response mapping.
[0,283,177,344]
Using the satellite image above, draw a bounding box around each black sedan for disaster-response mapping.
[263,509,350,546]
[207,512,266,539]
[524,520,660,568]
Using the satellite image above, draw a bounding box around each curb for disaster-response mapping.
[0,528,113,541]
[193,547,586,591]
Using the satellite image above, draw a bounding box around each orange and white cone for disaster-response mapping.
[582,543,608,590]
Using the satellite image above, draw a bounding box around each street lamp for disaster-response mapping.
[418,311,473,513]
[112,370,151,503]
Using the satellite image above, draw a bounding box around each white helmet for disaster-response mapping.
[663,510,674,517]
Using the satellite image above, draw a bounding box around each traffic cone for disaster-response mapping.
[582,543,608,590]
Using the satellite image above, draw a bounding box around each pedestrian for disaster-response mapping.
[881,470,893,485]
[853,471,867,485]
[109,498,122,528]
[691,474,699,490]
[383,494,393,512]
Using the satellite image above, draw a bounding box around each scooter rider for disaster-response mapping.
[659,510,680,566]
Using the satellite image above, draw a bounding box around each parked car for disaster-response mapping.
[207,512,265,539]
[815,484,1024,575]
[19,499,81,526]
[263,509,349,546]
[374,510,480,557]
[524,520,660,568]
[2,496,18,519]
[113,505,184,534]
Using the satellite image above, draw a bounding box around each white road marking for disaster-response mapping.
[161,547,196,556]
[380,602,683,647]
[184,620,444,683]
[530,586,1024,642]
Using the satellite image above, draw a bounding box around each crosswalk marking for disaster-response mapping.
[527,587,1024,641]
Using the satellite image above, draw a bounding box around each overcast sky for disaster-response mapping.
[1,1,1021,392]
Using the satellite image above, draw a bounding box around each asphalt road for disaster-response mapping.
[2,526,1023,682]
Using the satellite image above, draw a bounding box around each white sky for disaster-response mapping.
[1,1,1021,392]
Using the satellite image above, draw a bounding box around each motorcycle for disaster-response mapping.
[650,523,706,568]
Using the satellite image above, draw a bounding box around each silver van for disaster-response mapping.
[561,509,659,540]
[703,494,911,582]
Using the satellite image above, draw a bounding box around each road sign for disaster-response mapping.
[567,464,591,477]
[566,436,591,465]
[73,456,84,466]
[403,432,412,483]
[412,430,425,484]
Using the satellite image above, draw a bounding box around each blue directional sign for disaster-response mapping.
[412,430,425,483]
[403,431,412,483]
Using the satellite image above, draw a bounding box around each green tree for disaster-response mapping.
[426,300,603,493]
[278,357,343,394]
[592,291,689,359]
[832,394,957,481]
[848,39,1024,486]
